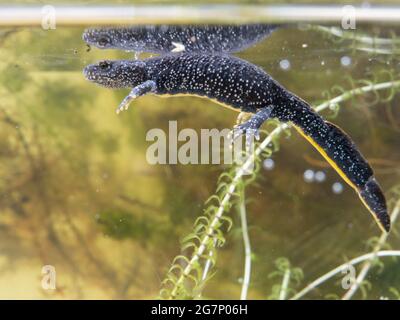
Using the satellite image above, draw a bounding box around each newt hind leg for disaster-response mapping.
[236,112,253,126]
[233,107,274,143]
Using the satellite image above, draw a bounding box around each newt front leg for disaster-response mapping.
[116,80,157,114]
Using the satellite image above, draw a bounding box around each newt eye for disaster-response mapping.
[98,61,111,71]
[98,37,110,47]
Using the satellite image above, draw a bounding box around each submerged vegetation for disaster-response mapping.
[161,71,400,299]
[0,24,399,299]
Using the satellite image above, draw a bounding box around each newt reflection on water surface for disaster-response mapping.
[82,24,279,54]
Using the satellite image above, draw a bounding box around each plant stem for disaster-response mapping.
[314,80,400,113]
[169,125,284,298]
[238,186,252,300]
[279,269,291,300]
[201,240,215,282]
[291,250,400,300]
[341,199,400,300]
[313,25,400,45]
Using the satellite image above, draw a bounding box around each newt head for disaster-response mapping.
[82,28,147,50]
[82,28,114,49]
[83,60,147,89]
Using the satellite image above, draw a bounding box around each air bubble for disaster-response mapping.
[263,158,275,170]
[303,169,315,183]
[332,182,344,194]
[315,171,326,182]
[340,56,352,67]
[279,59,291,71]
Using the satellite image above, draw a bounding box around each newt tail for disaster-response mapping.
[286,98,390,232]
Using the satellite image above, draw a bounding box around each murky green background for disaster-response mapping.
[0,2,399,300]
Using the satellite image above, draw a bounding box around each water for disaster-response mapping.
[0,18,399,299]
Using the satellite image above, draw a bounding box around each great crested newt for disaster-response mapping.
[83,53,391,232]
[82,24,279,54]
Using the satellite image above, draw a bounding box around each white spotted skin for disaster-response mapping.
[145,53,289,114]
[82,25,279,54]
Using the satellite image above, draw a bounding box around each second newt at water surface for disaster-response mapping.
[83,53,391,233]
[82,24,279,54]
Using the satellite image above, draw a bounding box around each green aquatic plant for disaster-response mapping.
[96,209,151,240]
[268,258,303,300]
[237,183,252,300]
[310,25,400,56]
[159,147,269,299]
[291,250,400,300]
[161,76,400,300]
[341,187,400,300]
[291,188,400,300]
